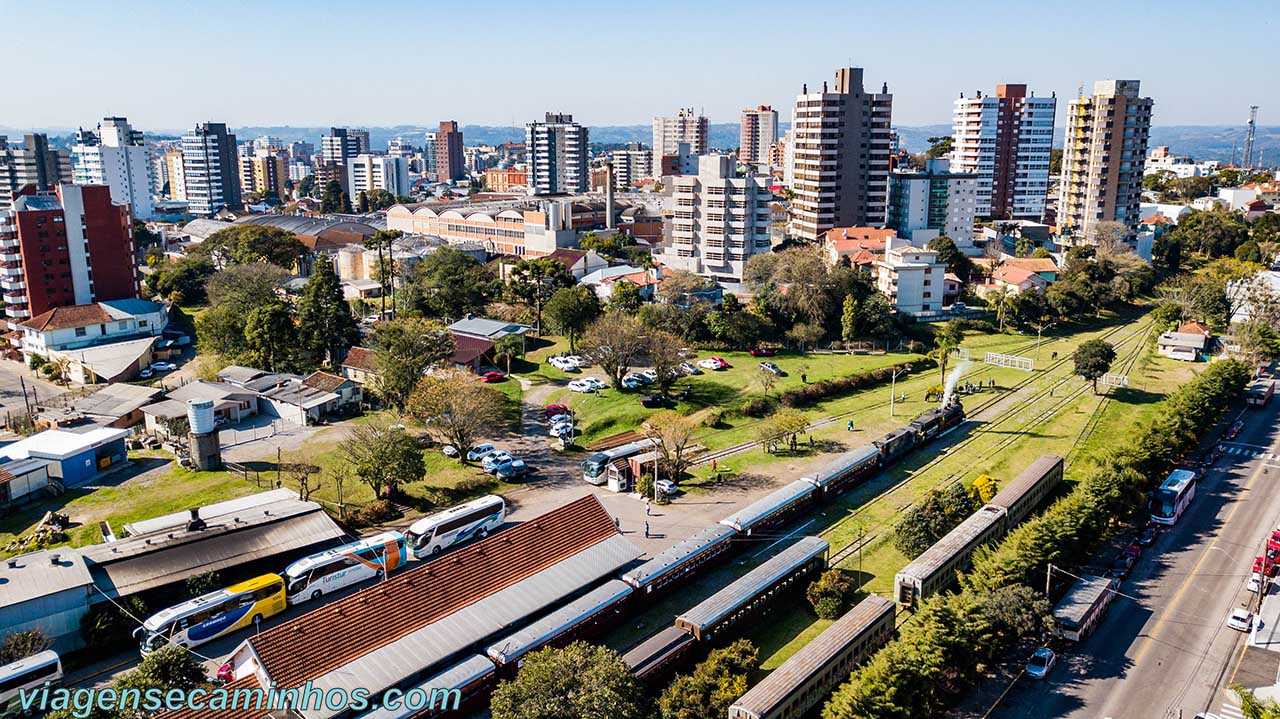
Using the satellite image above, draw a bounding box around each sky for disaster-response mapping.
[3,0,1275,131]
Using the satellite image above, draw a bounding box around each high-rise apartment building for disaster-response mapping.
[739,106,779,165]
[526,113,589,196]
[71,117,154,220]
[321,128,368,166]
[434,121,465,183]
[422,132,437,178]
[240,151,287,199]
[610,145,652,191]
[653,109,709,157]
[0,184,138,326]
[951,84,1056,220]
[0,134,73,211]
[347,155,410,198]
[164,151,186,201]
[181,122,241,216]
[252,136,283,152]
[654,154,773,283]
[789,67,894,241]
[887,158,978,247]
[387,138,416,158]
[1059,80,1154,242]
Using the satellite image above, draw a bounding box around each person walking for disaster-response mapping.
[847,420,854,431]
[712,458,718,473]
[614,517,621,530]
[645,499,651,516]
[643,522,650,538]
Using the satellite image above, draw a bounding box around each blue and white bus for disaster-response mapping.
[0,651,61,717]
[580,438,660,485]
[135,574,286,655]
[407,495,506,559]
[1150,469,1197,525]
[284,531,407,604]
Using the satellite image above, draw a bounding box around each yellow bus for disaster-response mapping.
[135,574,286,655]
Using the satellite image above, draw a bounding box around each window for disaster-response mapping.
[74,327,87,337]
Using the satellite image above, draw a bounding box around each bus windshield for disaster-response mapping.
[140,627,169,653]
[581,455,607,478]
[1152,490,1178,519]
[286,572,310,596]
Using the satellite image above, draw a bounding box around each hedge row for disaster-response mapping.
[822,358,1251,719]
[780,359,937,408]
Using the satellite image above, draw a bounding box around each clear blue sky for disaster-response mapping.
[5,0,1274,131]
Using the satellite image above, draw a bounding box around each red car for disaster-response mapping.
[749,347,777,357]
[481,371,506,383]
[544,403,569,419]
[1255,556,1280,578]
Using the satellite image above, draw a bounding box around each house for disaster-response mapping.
[0,427,129,489]
[1140,214,1174,238]
[979,221,1053,257]
[340,347,378,385]
[874,237,948,315]
[975,264,1049,298]
[1139,203,1194,224]
[303,371,362,408]
[579,265,664,303]
[1176,320,1213,338]
[144,381,260,435]
[822,227,894,267]
[975,257,1059,284]
[341,279,383,300]
[543,248,609,280]
[449,317,532,344]
[1244,199,1274,221]
[14,300,170,383]
[1219,187,1259,211]
[37,383,164,430]
[231,372,343,426]
[1158,331,1208,361]
[450,333,496,373]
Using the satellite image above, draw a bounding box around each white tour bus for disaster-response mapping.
[284,531,408,604]
[1150,469,1197,525]
[0,650,62,717]
[407,495,506,559]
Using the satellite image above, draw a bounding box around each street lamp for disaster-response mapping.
[889,367,909,417]
[1035,321,1057,363]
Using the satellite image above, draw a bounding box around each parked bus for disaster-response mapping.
[0,651,61,717]
[1150,469,1197,525]
[580,438,660,485]
[407,495,506,559]
[284,531,407,604]
[135,574,286,655]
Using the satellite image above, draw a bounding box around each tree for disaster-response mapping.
[926,236,977,283]
[659,640,758,719]
[544,285,602,352]
[1168,208,1250,258]
[786,322,823,352]
[206,263,289,312]
[242,302,297,372]
[508,257,576,334]
[1234,685,1280,719]
[0,630,50,664]
[658,269,715,304]
[407,370,508,459]
[1031,247,1053,259]
[491,642,647,719]
[1073,339,1116,393]
[493,333,525,375]
[807,569,857,619]
[365,230,403,318]
[985,285,1015,332]
[1014,235,1034,258]
[414,246,494,319]
[1236,240,1264,264]
[925,136,953,159]
[929,320,964,384]
[1088,220,1131,257]
[647,330,685,394]
[321,179,348,213]
[296,174,316,198]
[131,644,208,691]
[608,279,644,313]
[757,408,808,449]
[642,411,698,479]
[370,318,456,410]
[1253,212,1280,247]
[185,571,221,598]
[337,419,425,498]
[356,190,370,213]
[296,255,359,369]
[363,188,399,211]
[580,230,634,258]
[580,312,649,389]
[893,482,978,558]
[841,293,896,340]
[194,225,307,269]
[146,257,214,304]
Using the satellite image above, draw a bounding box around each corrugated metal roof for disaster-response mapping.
[988,455,1062,522]
[0,548,94,606]
[676,537,828,633]
[622,625,694,677]
[896,505,1005,583]
[484,579,632,664]
[803,445,880,488]
[1054,574,1114,626]
[623,525,735,588]
[729,595,894,718]
[719,481,815,532]
[357,655,494,719]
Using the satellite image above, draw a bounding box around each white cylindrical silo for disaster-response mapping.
[187,399,215,435]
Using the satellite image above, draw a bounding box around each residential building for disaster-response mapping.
[653,109,708,157]
[1059,80,1154,243]
[611,145,652,190]
[313,162,346,195]
[164,150,186,201]
[1145,147,1220,178]
[13,299,167,383]
[526,113,589,195]
[768,137,786,168]
[321,127,363,165]
[71,117,154,221]
[538,248,609,280]
[0,185,139,327]
[951,84,1056,220]
[822,226,896,268]
[789,67,894,241]
[434,121,465,183]
[181,122,241,216]
[887,158,978,248]
[239,151,287,199]
[484,168,527,192]
[422,131,438,178]
[287,159,313,184]
[658,142,698,177]
[347,155,410,198]
[739,106,779,165]
[579,264,664,303]
[387,138,416,158]
[449,317,532,344]
[653,154,773,283]
[36,382,164,431]
[874,235,948,315]
[339,346,377,385]
[0,134,73,211]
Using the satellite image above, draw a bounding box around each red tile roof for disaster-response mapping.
[341,346,377,372]
[302,371,348,393]
[1177,321,1213,337]
[18,304,112,332]
[1141,214,1172,225]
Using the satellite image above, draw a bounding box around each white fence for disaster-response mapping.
[1101,373,1129,388]
[950,347,971,361]
[984,352,1034,371]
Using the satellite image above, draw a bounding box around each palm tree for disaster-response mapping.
[986,286,1015,332]
[928,329,962,386]
[493,334,525,375]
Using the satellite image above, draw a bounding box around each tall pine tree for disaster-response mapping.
[297,255,359,369]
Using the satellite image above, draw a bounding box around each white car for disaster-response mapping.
[1249,572,1263,593]
[679,362,702,375]
[640,369,658,382]
[654,479,677,497]
[149,361,177,372]
[467,443,497,462]
[549,356,580,372]
[138,368,155,379]
[441,445,459,458]
[564,355,586,367]
[1024,647,1056,679]
[584,377,608,389]
[568,379,595,393]
[482,451,513,472]
[547,413,572,425]
[1228,608,1254,632]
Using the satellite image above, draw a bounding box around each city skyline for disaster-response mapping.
[4,0,1273,130]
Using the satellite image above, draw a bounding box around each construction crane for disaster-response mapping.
[1244,105,1259,169]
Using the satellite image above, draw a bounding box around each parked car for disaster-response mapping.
[585,377,608,389]
[548,413,573,425]
[1024,647,1056,679]
[1256,556,1280,578]
[654,479,677,497]
[563,355,586,367]
[149,361,177,372]
[549,356,580,372]
[624,372,653,385]
[495,458,529,480]
[749,347,776,357]
[759,361,782,376]
[640,369,659,382]
[441,445,459,458]
[1108,552,1135,579]
[550,424,575,439]
[482,451,514,473]
[1249,572,1264,593]
[1137,525,1160,547]
[481,370,506,383]
[568,379,595,393]
[138,368,155,379]
[214,416,229,427]
[1227,608,1254,633]
[544,403,569,419]
[679,361,702,375]
[641,394,675,408]
[467,443,497,462]
[698,357,729,370]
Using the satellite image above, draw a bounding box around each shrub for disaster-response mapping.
[0,630,51,664]
[81,597,148,650]
[807,569,857,619]
[185,571,221,598]
[701,409,725,428]
[780,360,936,408]
[348,499,401,527]
[738,396,778,418]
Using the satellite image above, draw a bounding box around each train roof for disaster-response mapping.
[622,525,736,588]
[484,580,632,664]
[803,445,880,488]
[987,455,1063,510]
[676,537,828,633]
[719,481,815,532]
[874,427,915,445]
[729,595,894,718]
[356,654,495,719]
[1053,574,1115,628]
[896,505,1005,583]
[622,625,694,677]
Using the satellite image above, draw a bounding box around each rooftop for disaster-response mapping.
[0,427,128,462]
[449,317,532,340]
[68,383,165,419]
[341,346,377,372]
[302,371,349,394]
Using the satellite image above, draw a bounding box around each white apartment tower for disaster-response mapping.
[1059,80,1154,242]
[181,122,240,217]
[653,109,709,157]
[789,67,894,241]
[951,84,1056,220]
[887,158,978,248]
[71,117,155,221]
[348,155,410,198]
[525,113,589,196]
[739,106,779,165]
[655,154,773,283]
[610,146,652,191]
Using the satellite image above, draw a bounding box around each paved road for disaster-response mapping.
[984,399,1280,719]
[0,359,64,426]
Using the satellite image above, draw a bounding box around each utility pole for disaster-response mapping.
[1035,321,1056,362]
[1046,562,1053,597]
[889,367,908,416]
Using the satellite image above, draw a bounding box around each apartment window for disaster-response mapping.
[74,327,87,337]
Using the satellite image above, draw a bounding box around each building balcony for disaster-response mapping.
[0,264,21,278]
[6,306,29,319]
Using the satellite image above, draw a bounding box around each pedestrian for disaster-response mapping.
[614,517,620,530]
[847,420,854,432]
[712,458,718,473]
[645,499,651,516]
[808,435,814,448]
[643,522,650,538]
[801,372,807,384]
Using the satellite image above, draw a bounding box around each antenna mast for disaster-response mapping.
[1244,106,1259,169]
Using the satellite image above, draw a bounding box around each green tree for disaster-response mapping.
[206,262,288,313]
[893,482,978,558]
[364,188,399,211]
[608,279,644,313]
[985,285,1016,331]
[841,293,896,341]
[365,229,403,318]
[185,571,221,598]
[0,630,50,664]
[807,569,857,619]
[320,179,347,213]
[296,174,316,198]
[1073,338,1116,393]
[1168,208,1250,257]
[132,645,208,691]
[491,642,648,719]
[407,370,509,461]
[337,419,426,498]
[80,597,148,650]
[1253,212,1280,247]
[926,236,976,283]
[580,311,649,389]
[355,190,370,213]
[1014,235,1034,257]
[146,258,214,304]
[493,333,525,375]
[297,254,359,369]
[414,246,494,320]
[1031,247,1053,259]
[1235,685,1280,719]
[194,225,307,269]
[369,318,456,410]
[243,302,297,371]
[1236,240,1264,264]
[580,230,634,258]
[659,640,758,719]
[925,135,953,159]
[508,257,576,334]
[545,285,603,351]
[195,305,250,358]
[928,320,965,384]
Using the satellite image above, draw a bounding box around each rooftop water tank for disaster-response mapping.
[187,399,215,435]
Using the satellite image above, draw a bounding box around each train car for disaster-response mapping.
[675,536,828,642]
[873,427,917,464]
[622,525,737,595]
[987,454,1063,526]
[801,444,881,496]
[727,596,895,719]
[908,400,965,442]
[485,580,632,674]
[719,481,817,536]
[623,625,697,683]
[357,654,496,719]
[894,505,1007,608]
